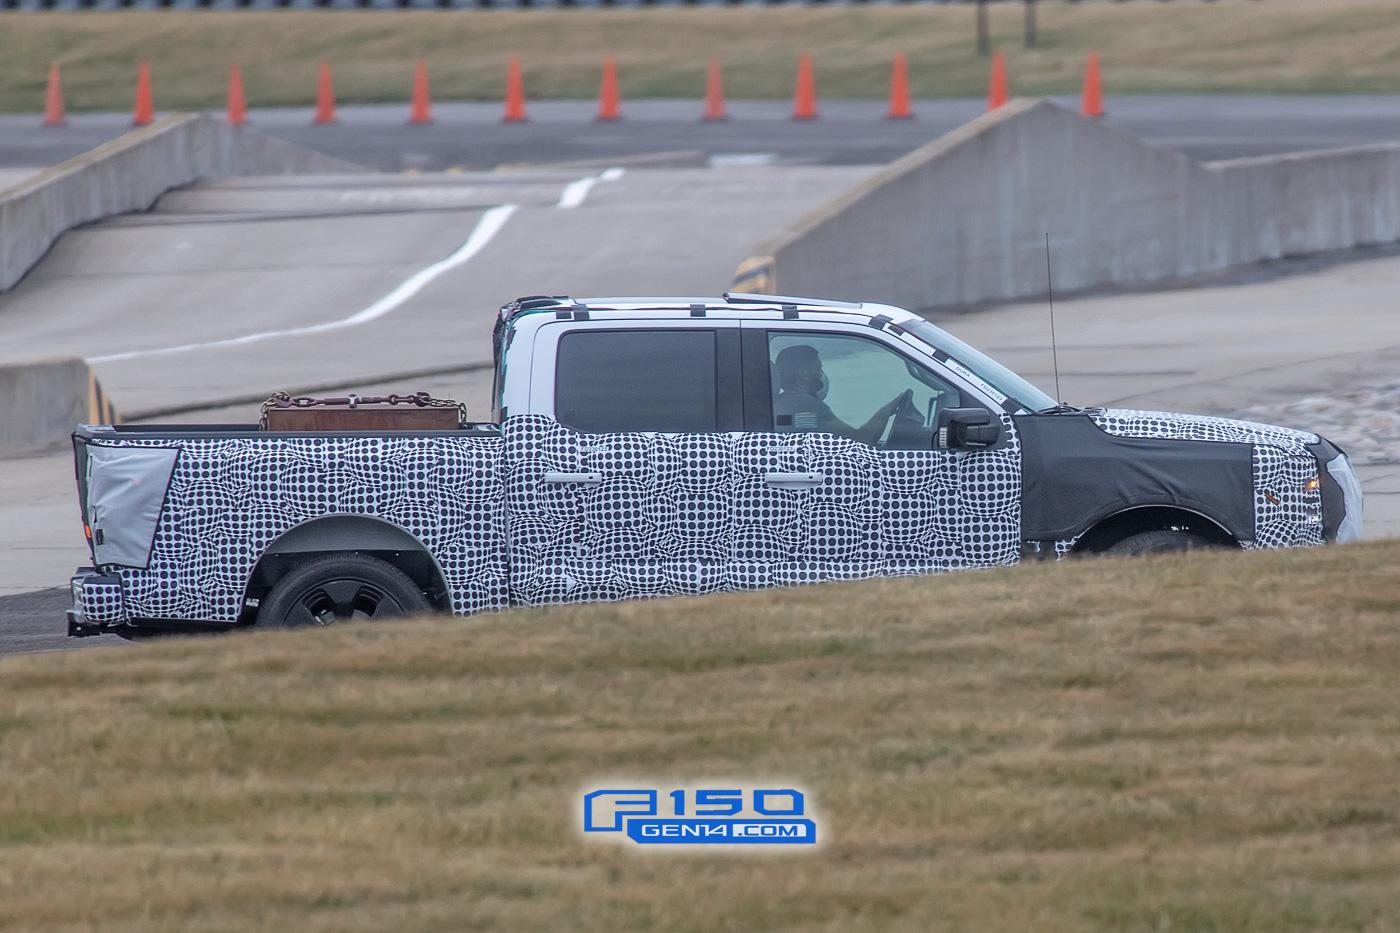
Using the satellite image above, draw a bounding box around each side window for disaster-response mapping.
[767,332,965,450]
[556,329,718,433]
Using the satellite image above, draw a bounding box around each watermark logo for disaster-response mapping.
[581,786,817,847]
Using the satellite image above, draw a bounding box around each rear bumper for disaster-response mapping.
[68,569,129,636]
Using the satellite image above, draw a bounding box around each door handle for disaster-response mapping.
[763,472,826,489]
[542,472,603,485]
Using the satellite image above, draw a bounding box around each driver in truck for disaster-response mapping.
[773,343,909,444]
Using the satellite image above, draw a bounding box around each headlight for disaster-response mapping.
[1325,455,1364,543]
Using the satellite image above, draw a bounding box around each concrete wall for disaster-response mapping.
[745,99,1400,311]
[0,358,116,456]
[0,112,361,292]
[0,115,361,455]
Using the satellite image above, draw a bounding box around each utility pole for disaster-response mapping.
[1024,0,1037,50]
[977,0,990,56]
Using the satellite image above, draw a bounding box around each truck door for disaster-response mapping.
[736,322,1021,582]
[505,321,743,605]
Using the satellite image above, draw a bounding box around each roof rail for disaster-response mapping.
[722,292,863,309]
[574,297,718,309]
[510,295,575,310]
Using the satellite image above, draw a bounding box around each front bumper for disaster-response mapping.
[68,569,129,637]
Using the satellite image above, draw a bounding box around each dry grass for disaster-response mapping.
[4,0,1400,112]
[1,540,1399,930]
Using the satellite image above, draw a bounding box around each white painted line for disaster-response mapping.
[708,153,778,167]
[555,167,624,209]
[88,204,518,364]
[555,176,597,210]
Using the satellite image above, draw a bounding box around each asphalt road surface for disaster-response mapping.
[4,210,1400,653]
[0,164,878,414]
[0,162,876,653]
[6,94,1400,653]
[5,95,1400,174]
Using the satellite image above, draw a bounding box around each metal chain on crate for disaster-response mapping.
[259,390,468,429]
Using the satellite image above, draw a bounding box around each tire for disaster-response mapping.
[256,554,431,629]
[1103,529,1215,556]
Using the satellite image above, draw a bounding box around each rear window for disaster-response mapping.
[555,329,718,433]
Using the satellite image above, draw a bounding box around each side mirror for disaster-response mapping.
[938,408,1001,450]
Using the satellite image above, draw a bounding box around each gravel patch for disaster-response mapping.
[1235,384,1400,465]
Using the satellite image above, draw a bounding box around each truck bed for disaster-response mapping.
[73,423,507,624]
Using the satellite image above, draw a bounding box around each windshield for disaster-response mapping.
[902,319,1057,412]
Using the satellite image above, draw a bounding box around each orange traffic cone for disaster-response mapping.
[314,61,336,125]
[702,57,727,122]
[597,57,621,122]
[887,53,913,120]
[43,62,65,127]
[409,59,432,125]
[1081,50,1105,118]
[227,64,247,126]
[793,53,817,121]
[132,63,154,127]
[503,56,527,123]
[987,50,1008,112]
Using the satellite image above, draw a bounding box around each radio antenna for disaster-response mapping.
[1044,232,1063,404]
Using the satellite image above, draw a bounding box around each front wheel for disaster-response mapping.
[256,554,430,629]
[1103,529,1216,556]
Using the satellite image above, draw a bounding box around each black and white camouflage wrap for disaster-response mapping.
[90,416,1019,621]
[83,405,1326,626]
[1089,409,1323,549]
[72,577,126,624]
[87,434,508,622]
[503,414,1021,605]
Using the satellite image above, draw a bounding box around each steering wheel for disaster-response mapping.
[878,388,918,447]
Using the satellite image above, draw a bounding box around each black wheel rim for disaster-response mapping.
[287,576,406,627]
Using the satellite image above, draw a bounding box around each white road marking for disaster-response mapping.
[708,153,777,167]
[87,204,518,364]
[555,167,624,209]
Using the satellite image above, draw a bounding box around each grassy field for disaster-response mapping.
[5,0,1400,112]
[1,541,1399,930]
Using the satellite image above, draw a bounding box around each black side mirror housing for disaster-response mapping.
[938,408,1001,450]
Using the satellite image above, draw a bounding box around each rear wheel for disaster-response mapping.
[256,554,430,629]
[1103,529,1215,556]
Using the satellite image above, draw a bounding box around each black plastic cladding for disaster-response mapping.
[1016,413,1255,541]
[1309,437,1345,541]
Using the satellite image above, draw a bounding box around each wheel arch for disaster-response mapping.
[241,515,451,618]
[1071,504,1241,554]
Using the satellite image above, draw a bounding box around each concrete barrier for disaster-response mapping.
[739,98,1400,311]
[0,112,362,293]
[0,358,117,456]
[0,114,362,456]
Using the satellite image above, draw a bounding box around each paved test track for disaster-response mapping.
[5,98,1400,653]
[0,162,878,651]
[0,164,879,414]
[5,95,1400,174]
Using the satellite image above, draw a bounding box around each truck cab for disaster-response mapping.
[490,293,1040,603]
[489,294,1358,599]
[68,293,1363,635]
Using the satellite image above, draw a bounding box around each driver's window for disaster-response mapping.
[766,332,963,450]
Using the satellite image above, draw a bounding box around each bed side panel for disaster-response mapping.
[91,433,506,622]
